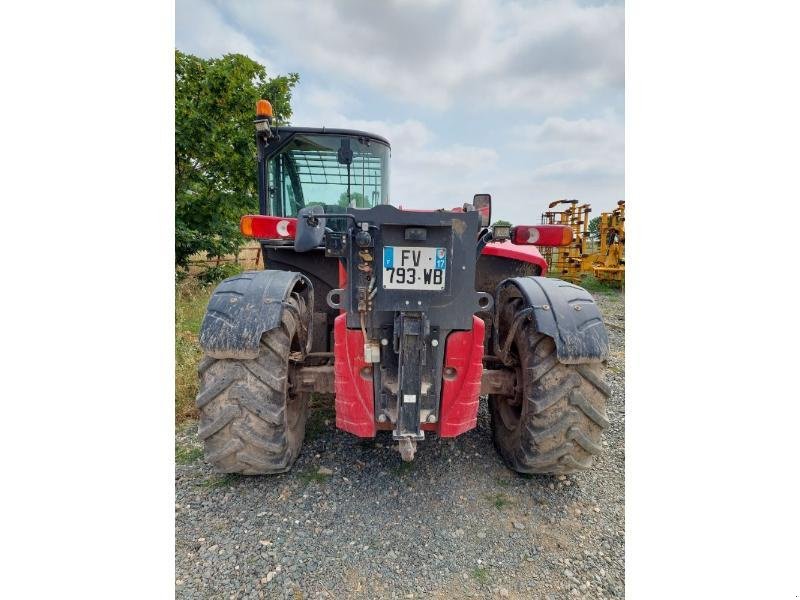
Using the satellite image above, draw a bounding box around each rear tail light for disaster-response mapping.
[240,215,297,240]
[511,224,573,246]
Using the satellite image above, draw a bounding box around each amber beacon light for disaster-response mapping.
[256,99,273,118]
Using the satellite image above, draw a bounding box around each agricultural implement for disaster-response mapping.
[540,199,592,280]
[195,99,611,475]
[541,200,625,285]
[592,200,625,284]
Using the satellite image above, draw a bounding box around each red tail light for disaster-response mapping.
[240,215,297,240]
[511,224,573,246]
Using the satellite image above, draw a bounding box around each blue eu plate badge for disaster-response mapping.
[435,248,446,270]
[383,247,394,269]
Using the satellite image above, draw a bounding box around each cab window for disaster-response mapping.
[269,134,390,220]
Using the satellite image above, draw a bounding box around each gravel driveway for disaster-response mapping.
[175,290,625,599]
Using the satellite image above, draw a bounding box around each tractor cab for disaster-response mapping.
[253,121,393,353]
[260,126,391,229]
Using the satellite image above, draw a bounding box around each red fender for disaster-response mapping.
[481,240,548,275]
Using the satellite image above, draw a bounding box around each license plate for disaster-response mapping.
[382,246,447,290]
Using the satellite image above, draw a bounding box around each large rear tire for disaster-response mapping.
[490,298,610,474]
[196,296,309,475]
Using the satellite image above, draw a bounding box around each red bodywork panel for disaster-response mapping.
[481,240,548,275]
[333,315,485,438]
[333,314,376,437]
[438,316,486,437]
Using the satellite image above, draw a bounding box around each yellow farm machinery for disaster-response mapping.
[592,201,625,284]
[540,199,625,285]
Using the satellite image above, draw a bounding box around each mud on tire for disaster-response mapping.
[490,298,611,475]
[196,296,309,475]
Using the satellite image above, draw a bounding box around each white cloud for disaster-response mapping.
[176,1,624,224]
[215,0,623,111]
[291,97,499,207]
[533,156,621,179]
[175,0,273,72]
[485,166,623,225]
[519,115,623,150]
[513,113,624,184]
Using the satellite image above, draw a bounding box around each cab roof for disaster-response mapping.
[273,126,391,148]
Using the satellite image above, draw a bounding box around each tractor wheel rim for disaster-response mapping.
[497,365,523,431]
[498,399,520,431]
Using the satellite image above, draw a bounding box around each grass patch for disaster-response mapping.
[305,394,336,441]
[197,263,243,285]
[472,567,490,585]
[198,473,240,489]
[175,278,215,423]
[496,477,511,488]
[487,492,513,510]
[175,442,203,465]
[578,274,621,293]
[299,469,331,486]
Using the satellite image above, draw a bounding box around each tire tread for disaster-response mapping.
[490,313,611,475]
[195,297,308,474]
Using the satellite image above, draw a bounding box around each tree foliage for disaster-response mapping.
[492,219,512,227]
[175,50,299,267]
[338,191,369,208]
[588,216,601,241]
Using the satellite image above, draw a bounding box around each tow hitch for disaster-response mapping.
[397,438,417,462]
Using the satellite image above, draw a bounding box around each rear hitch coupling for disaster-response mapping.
[397,438,417,462]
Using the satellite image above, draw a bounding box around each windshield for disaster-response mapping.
[268,134,390,220]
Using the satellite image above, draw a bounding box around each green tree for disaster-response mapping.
[492,219,512,227]
[175,50,299,267]
[588,216,601,241]
[338,191,369,208]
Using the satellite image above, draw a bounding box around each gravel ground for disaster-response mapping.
[176,289,625,600]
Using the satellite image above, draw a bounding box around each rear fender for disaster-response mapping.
[496,277,609,364]
[199,270,313,360]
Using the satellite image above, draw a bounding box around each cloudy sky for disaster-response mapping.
[176,0,623,224]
